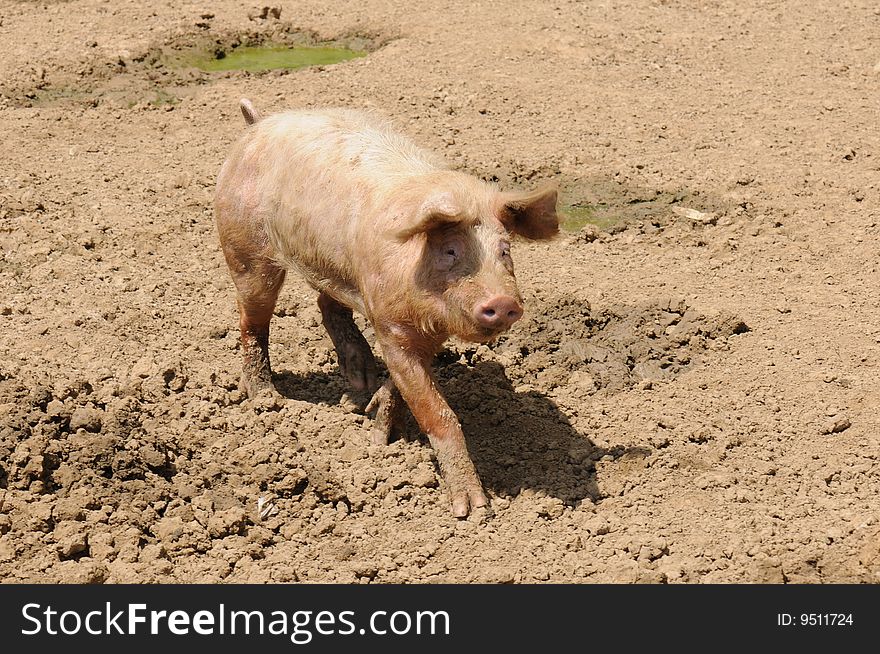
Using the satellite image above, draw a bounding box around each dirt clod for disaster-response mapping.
[69,405,103,433]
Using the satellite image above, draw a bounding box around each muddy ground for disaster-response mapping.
[1,0,880,583]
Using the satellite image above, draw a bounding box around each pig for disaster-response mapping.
[214,98,559,517]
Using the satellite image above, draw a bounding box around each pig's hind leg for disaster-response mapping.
[221,241,286,398]
[318,292,378,392]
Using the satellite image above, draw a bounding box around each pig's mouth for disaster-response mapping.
[469,324,509,343]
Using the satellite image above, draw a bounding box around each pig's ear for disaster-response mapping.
[394,191,463,241]
[498,184,559,240]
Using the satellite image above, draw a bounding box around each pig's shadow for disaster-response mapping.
[436,359,621,506]
[275,359,646,507]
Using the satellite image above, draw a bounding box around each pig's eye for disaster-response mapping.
[436,243,459,271]
[500,243,511,258]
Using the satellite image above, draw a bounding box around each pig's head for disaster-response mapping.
[386,172,559,343]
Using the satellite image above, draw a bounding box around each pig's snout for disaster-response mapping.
[473,295,523,330]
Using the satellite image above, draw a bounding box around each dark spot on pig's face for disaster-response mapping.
[417,221,523,342]
[430,230,469,275]
[427,226,479,278]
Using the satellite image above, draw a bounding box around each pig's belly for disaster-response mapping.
[260,202,364,312]
[281,249,366,316]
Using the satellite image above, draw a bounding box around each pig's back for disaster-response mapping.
[231,109,445,309]
[255,108,445,190]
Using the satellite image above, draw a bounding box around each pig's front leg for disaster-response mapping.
[318,292,378,391]
[378,331,488,517]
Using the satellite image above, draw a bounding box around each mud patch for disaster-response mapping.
[551,174,737,237]
[561,204,619,232]
[10,28,383,109]
[175,44,366,73]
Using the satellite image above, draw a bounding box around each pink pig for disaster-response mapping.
[215,99,559,517]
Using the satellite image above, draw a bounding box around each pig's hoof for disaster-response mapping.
[368,412,401,446]
[240,374,276,399]
[365,381,403,445]
[451,487,489,518]
[338,342,377,391]
[370,428,390,446]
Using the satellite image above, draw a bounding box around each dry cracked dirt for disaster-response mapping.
[1,0,880,583]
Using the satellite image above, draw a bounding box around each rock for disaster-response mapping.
[820,415,851,435]
[572,224,600,243]
[673,206,717,225]
[69,405,103,432]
